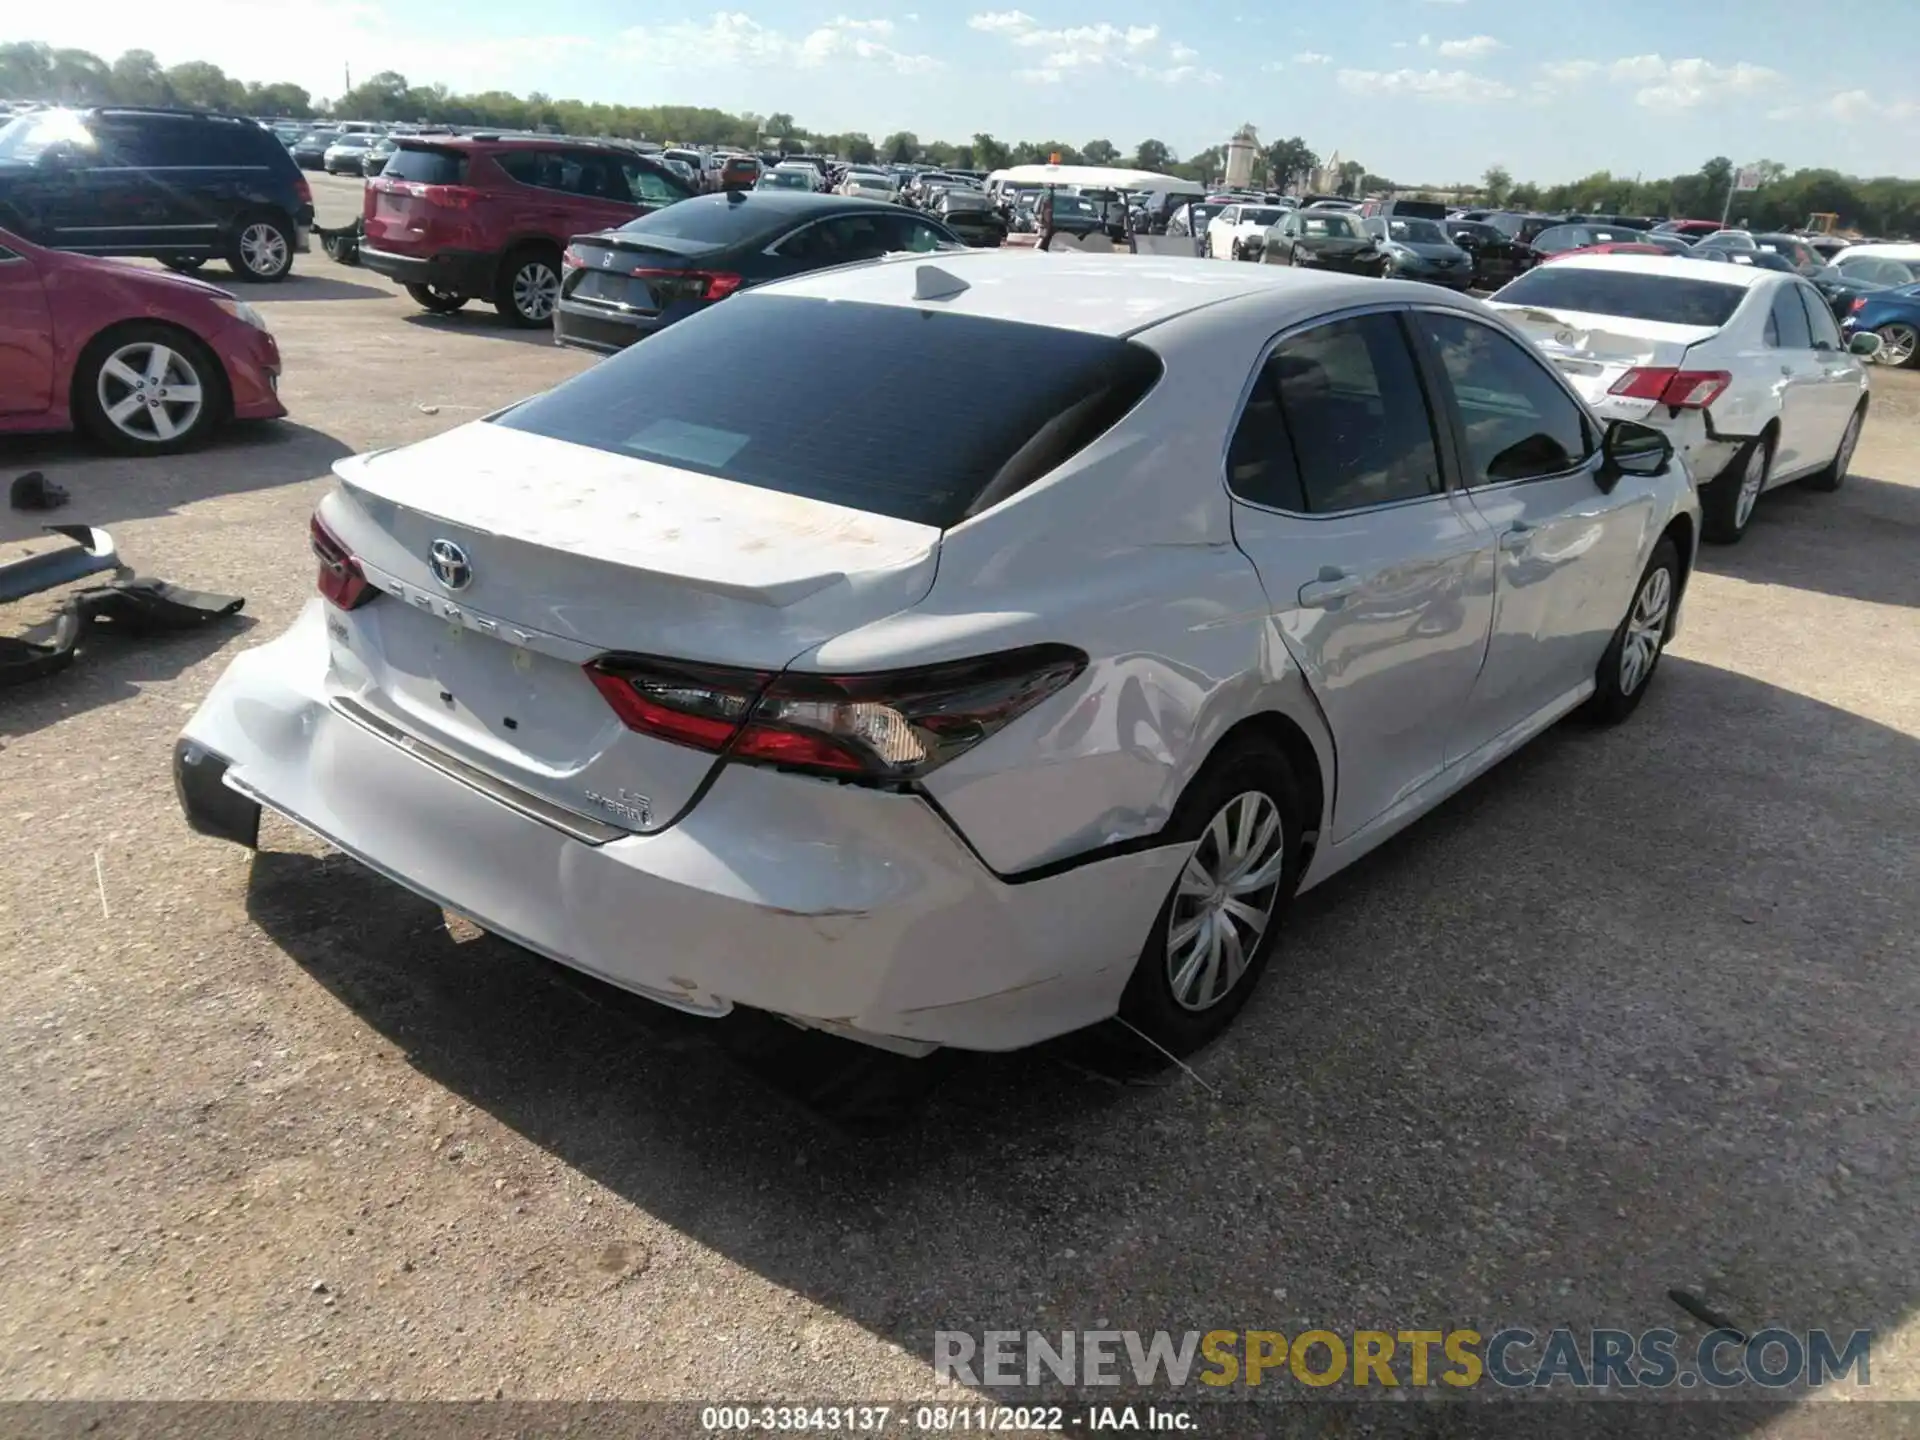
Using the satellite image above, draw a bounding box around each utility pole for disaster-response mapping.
[344,64,352,96]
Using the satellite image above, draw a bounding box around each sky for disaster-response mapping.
[21,0,1920,181]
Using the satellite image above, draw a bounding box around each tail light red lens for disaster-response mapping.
[294,175,313,206]
[1608,367,1732,409]
[585,645,1087,781]
[1850,297,1868,313]
[310,513,374,611]
[423,185,477,209]
[626,267,744,302]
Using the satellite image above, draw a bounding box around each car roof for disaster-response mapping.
[760,250,1438,337]
[1545,253,1783,288]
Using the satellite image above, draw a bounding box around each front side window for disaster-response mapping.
[1415,312,1594,484]
[624,162,689,205]
[1230,313,1442,514]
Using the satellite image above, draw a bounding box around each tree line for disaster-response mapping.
[5,41,1914,234]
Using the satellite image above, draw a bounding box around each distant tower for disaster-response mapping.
[1225,124,1258,190]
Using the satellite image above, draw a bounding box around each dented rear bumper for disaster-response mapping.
[177,602,1183,1053]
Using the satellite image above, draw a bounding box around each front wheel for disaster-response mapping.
[1116,740,1305,1060]
[1201,234,1213,258]
[1805,402,1864,493]
[1874,322,1918,368]
[1584,539,1680,725]
[406,283,467,314]
[493,248,561,327]
[73,323,225,456]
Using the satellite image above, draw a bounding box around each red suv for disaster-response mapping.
[359,136,695,326]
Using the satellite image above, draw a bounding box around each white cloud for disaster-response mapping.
[968,10,1208,84]
[1292,50,1332,65]
[1337,66,1514,101]
[1436,34,1502,59]
[1826,88,1917,123]
[650,11,940,74]
[1418,33,1432,47]
[1539,59,1601,83]
[1622,56,1777,109]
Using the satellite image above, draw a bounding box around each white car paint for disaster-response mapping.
[1206,204,1292,259]
[1489,254,1869,516]
[178,253,1699,1057]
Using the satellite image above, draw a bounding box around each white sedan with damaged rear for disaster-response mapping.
[176,253,1700,1061]
[1487,254,1878,544]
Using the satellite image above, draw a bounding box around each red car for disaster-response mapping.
[0,226,284,454]
[1655,218,1725,239]
[359,136,695,327]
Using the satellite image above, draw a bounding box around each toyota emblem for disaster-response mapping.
[428,538,473,591]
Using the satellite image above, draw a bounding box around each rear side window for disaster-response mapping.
[1226,314,1441,514]
[383,147,468,185]
[492,295,1163,527]
[1493,268,1746,327]
[1796,284,1843,350]
[1766,285,1812,349]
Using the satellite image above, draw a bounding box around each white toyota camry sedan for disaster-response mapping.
[176,253,1701,1061]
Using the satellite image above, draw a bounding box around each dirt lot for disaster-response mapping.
[2,174,1917,1425]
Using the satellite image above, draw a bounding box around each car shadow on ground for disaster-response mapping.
[0,422,353,544]
[400,312,565,349]
[241,654,1916,1424]
[1697,472,1920,609]
[257,272,395,303]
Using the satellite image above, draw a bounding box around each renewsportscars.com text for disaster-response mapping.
[935,1327,1872,1390]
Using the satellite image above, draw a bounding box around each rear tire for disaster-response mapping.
[1584,538,1680,725]
[1804,401,1864,493]
[493,245,562,327]
[225,211,294,283]
[406,283,468,314]
[1114,739,1306,1062]
[1700,432,1771,545]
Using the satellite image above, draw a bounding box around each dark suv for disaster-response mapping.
[0,107,313,282]
[359,136,695,326]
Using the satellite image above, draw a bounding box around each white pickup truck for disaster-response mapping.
[1486,254,1878,543]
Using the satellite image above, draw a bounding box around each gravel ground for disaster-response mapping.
[1,179,1916,1429]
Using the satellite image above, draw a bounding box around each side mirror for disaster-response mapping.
[1848,330,1884,359]
[1598,419,1673,491]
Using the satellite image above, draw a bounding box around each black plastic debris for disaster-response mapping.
[1,525,245,688]
[9,472,68,512]
[316,219,362,266]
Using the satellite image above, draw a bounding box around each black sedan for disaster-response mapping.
[1258,209,1388,276]
[1443,219,1530,290]
[555,192,966,355]
[932,189,1008,247]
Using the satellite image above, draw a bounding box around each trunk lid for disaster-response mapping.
[362,145,477,254]
[321,422,941,834]
[1487,302,1721,416]
[564,235,725,315]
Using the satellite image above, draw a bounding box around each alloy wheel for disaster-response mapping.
[513,261,561,321]
[1876,323,1917,368]
[239,223,289,277]
[1165,792,1287,1013]
[97,342,204,445]
[1733,443,1768,530]
[1618,564,1672,697]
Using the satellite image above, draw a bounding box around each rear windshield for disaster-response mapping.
[493,295,1163,528]
[1493,268,1747,328]
[384,146,468,185]
[615,198,784,249]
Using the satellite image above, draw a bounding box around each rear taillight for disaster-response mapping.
[627,267,745,302]
[310,513,374,611]
[585,646,1087,781]
[294,175,313,206]
[423,185,477,209]
[1850,297,1868,313]
[1608,367,1732,409]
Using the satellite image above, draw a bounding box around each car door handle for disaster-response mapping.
[1298,569,1362,608]
[1498,522,1534,553]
